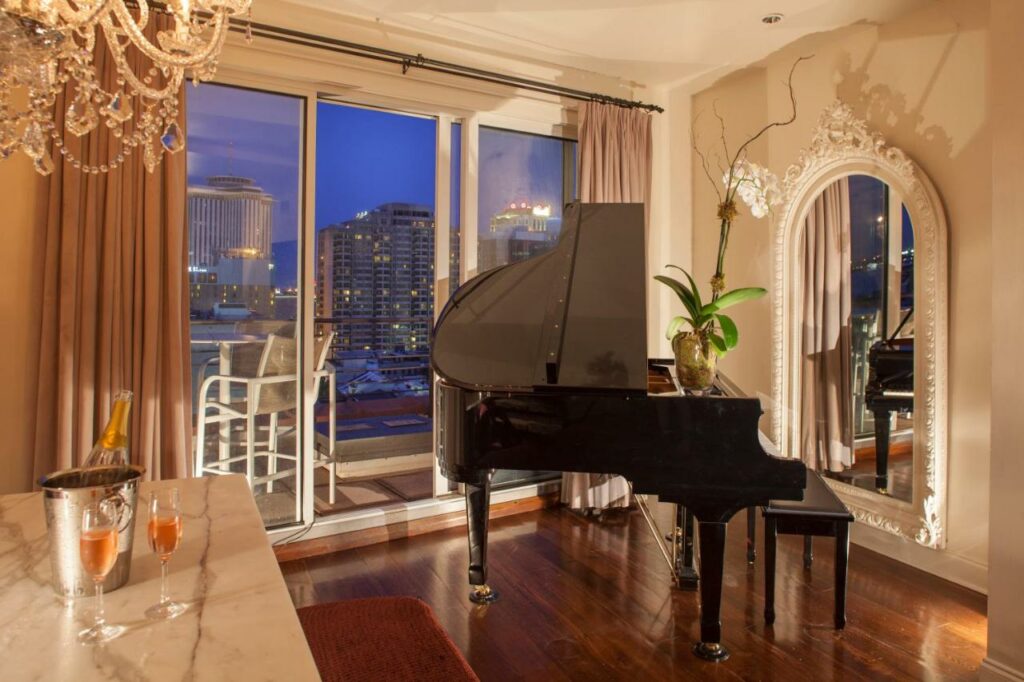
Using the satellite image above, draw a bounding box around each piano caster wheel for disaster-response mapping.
[469,585,499,605]
[692,642,730,662]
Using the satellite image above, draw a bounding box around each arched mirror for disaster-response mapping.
[772,103,948,548]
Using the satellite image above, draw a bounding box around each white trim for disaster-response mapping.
[300,88,317,528]
[268,480,560,545]
[434,114,453,499]
[461,115,480,282]
[771,102,949,549]
[981,658,1024,682]
[850,523,987,594]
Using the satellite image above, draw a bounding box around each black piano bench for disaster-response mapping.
[762,470,854,629]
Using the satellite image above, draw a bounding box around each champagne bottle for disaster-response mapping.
[83,390,133,468]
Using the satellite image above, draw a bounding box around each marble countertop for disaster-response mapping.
[0,475,319,681]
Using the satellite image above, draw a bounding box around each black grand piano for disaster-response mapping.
[431,202,806,661]
[864,315,914,493]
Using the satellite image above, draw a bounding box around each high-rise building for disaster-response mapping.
[187,175,276,318]
[189,175,274,266]
[316,203,435,385]
[479,201,558,272]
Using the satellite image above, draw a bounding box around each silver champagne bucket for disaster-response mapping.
[40,465,145,599]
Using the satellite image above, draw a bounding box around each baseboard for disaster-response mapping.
[981,658,1024,682]
[850,522,988,594]
[274,492,560,562]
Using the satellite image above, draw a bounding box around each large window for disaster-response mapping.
[184,87,575,528]
[478,126,576,274]
[187,83,304,528]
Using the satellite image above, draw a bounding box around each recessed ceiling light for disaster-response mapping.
[762,13,784,25]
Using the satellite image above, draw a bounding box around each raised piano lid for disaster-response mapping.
[431,202,648,393]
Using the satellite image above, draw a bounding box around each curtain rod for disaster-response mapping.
[226,20,664,114]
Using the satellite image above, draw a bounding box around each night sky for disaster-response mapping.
[315,103,436,230]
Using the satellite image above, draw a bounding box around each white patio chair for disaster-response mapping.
[194,331,337,517]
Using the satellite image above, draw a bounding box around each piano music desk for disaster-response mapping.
[762,470,854,630]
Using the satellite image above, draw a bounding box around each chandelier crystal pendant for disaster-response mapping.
[0,0,251,176]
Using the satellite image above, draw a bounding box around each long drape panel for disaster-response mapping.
[562,101,653,511]
[799,177,853,472]
[33,14,192,482]
[576,101,653,207]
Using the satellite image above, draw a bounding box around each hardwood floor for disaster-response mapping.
[280,506,986,681]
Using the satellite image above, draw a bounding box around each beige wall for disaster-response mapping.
[983,0,1024,677]
[0,152,46,493]
[675,0,991,590]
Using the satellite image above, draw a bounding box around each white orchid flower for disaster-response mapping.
[722,160,782,219]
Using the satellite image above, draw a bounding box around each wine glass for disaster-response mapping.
[78,499,125,644]
[146,488,187,620]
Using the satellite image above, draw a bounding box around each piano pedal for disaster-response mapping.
[469,584,499,605]
[676,568,699,591]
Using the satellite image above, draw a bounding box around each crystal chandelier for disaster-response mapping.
[0,0,251,175]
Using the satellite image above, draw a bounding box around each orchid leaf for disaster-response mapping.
[716,313,738,349]
[665,315,693,340]
[710,287,767,312]
[666,265,703,312]
[653,275,699,321]
[708,332,728,357]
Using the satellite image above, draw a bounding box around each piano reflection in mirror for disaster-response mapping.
[864,309,914,494]
[430,202,806,662]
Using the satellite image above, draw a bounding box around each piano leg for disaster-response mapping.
[675,507,699,591]
[873,409,891,494]
[746,507,757,565]
[692,521,730,662]
[465,476,499,604]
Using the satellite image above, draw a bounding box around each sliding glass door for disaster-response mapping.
[186,83,305,528]
[313,102,438,515]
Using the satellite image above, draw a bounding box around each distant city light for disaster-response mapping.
[532,205,551,217]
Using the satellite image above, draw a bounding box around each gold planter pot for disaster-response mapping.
[672,331,717,391]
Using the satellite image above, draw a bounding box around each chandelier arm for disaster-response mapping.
[100,16,185,100]
[54,0,121,31]
[108,0,235,69]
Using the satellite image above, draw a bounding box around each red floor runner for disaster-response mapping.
[297,597,479,682]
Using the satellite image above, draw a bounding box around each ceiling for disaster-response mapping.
[289,0,935,88]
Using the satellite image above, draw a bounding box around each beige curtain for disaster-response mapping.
[799,177,853,472]
[562,101,653,511]
[576,101,653,206]
[33,14,192,482]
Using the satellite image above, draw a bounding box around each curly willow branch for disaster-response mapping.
[728,55,813,170]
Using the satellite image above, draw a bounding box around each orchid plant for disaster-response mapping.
[656,56,809,358]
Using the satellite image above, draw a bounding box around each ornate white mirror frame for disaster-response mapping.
[771,102,949,548]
